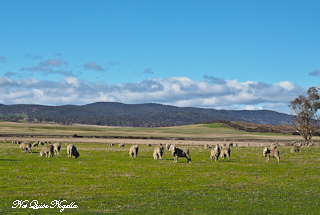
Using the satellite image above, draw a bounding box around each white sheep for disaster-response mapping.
[270,142,278,150]
[67,144,80,158]
[32,142,39,147]
[263,146,280,163]
[153,144,164,160]
[118,143,125,148]
[19,142,32,153]
[220,145,231,160]
[129,145,139,157]
[210,144,220,162]
[291,145,301,153]
[40,144,54,158]
[165,143,171,151]
[170,145,191,163]
[53,142,61,155]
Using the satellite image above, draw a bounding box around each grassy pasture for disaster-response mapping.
[0,121,308,141]
[1,141,319,214]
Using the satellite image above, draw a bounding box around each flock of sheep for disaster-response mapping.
[13,139,303,163]
[13,140,80,159]
[148,142,292,164]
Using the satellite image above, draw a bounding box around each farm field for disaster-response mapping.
[1,141,320,214]
[0,121,313,141]
[0,122,319,214]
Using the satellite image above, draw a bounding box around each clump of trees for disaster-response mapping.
[289,87,320,146]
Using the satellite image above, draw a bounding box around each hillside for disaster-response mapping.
[0,102,293,127]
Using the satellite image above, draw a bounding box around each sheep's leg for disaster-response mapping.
[215,156,218,162]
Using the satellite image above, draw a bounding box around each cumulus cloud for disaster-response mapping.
[203,75,226,84]
[0,75,303,113]
[309,69,320,76]
[0,55,6,63]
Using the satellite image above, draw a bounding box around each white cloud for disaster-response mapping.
[0,75,304,114]
[275,81,295,91]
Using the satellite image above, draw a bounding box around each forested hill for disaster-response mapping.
[0,102,293,127]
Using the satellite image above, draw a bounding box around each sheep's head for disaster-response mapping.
[74,152,80,158]
[169,145,176,152]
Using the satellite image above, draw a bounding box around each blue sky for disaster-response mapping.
[0,0,320,114]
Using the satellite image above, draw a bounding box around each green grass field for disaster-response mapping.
[1,141,319,214]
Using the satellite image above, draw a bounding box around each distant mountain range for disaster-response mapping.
[0,102,293,127]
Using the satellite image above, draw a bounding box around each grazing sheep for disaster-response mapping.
[210,144,220,162]
[220,145,231,160]
[40,144,54,158]
[204,143,211,150]
[118,143,125,148]
[270,142,278,150]
[165,143,171,151]
[67,144,80,158]
[263,147,280,163]
[32,142,39,147]
[170,145,191,163]
[153,144,164,160]
[147,144,152,147]
[291,145,301,153]
[19,142,32,153]
[53,142,61,155]
[129,145,139,157]
[108,143,115,146]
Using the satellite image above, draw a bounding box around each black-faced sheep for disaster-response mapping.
[153,144,164,160]
[40,144,54,158]
[19,142,32,153]
[118,143,125,148]
[291,145,301,153]
[165,143,171,151]
[263,146,280,162]
[129,145,139,157]
[67,144,79,158]
[170,145,191,163]
[53,142,61,155]
[210,144,220,162]
[32,142,39,147]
